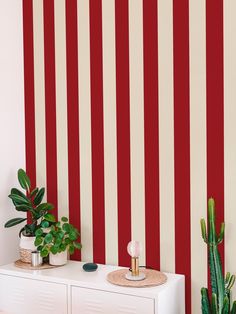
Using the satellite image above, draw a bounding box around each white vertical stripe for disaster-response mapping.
[33,0,47,198]
[128,0,146,265]
[158,0,175,273]
[189,0,207,313]
[77,0,93,262]
[102,0,118,265]
[54,0,69,219]
[224,0,236,301]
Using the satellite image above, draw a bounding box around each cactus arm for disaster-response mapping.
[226,272,231,285]
[217,223,225,244]
[222,296,230,314]
[227,275,236,291]
[212,241,225,312]
[212,293,219,314]
[201,288,211,314]
[231,301,236,314]
[208,198,225,312]
[201,219,208,244]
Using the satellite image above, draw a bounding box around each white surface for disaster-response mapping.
[0,0,25,266]
[0,261,185,314]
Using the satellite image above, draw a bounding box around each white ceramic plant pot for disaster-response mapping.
[19,234,36,263]
[49,250,68,266]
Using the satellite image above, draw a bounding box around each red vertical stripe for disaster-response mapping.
[143,0,160,270]
[43,0,58,219]
[66,0,81,261]
[22,0,36,190]
[173,0,191,313]
[89,0,106,264]
[115,0,131,267]
[206,0,224,272]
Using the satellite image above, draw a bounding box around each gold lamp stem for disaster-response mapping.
[131,257,139,276]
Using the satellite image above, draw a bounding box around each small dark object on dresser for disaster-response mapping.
[83,263,98,272]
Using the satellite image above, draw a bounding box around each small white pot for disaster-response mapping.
[19,234,36,263]
[49,250,68,266]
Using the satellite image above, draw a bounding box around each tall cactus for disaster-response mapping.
[201,198,236,314]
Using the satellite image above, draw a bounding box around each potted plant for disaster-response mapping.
[35,216,81,266]
[4,169,56,263]
[200,198,236,314]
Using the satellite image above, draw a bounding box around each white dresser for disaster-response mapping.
[0,261,185,314]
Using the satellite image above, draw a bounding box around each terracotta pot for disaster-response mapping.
[19,234,36,263]
[49,250,68,266]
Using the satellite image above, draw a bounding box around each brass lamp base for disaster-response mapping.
[125,257,146,281]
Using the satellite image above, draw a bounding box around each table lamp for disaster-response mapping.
[125,241,146,281]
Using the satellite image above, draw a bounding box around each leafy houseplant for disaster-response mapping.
[35,216,81,265]
[201,198,236,314]
[5,168,56,236]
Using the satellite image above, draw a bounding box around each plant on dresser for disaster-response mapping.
[200,198,236,314]
[35,216,82,265]
[4,169,56,263]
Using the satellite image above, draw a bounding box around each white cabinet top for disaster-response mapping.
[0,261,184,299]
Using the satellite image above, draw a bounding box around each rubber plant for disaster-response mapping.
[4,169,56,236]
[201,198,236,314]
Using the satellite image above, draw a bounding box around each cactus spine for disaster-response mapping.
[201,198,236,314]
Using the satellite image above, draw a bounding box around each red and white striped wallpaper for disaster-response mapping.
[22,0,236,313]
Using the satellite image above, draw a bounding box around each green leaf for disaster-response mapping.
[44,233,53,244]
[37,245,43,252]
[35,228,43,236]
[33,188,45,206]
[69,245,74,255]
[44,213,56,222]
[18,169,31,191]
[55,238,62,247]
[62,223,71,233]
[8,194,30,205]
[4,217,27,228]
[34,236,43,246]
[30,188,38,198]
[60,243,66,251]
[11,188,28,200]
[69,231,78,241]
[73,242,82,250]
[61,216,68,222]
[50,245,58,255]
[36,203,54,212]
[222,296,230,314]
[15,204,32,212]
[41,249,49,257]
[65,238,71,245]
[41,220,49,228]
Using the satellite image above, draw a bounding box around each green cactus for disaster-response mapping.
[201,198,236,314]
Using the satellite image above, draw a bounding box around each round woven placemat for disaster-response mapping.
[107,269,167,288]
[14,260,60,270]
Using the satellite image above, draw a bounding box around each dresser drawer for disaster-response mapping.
[0,274,67,314]
[71,286,154,314]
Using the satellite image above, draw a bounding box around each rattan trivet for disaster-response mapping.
[107,269,167,288]
[14,259,60,270]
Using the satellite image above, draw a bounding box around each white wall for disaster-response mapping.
[0,0,25,265]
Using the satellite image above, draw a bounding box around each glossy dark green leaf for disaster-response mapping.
[18,169,31,191]
[44,213,56,222]
[35,228,43,236]
[4,217,27,228]
[8,194,30,205]
[15,204,32,212]
[33,188,45,206]
[61,216,68,222]
[69,245,74,255]
[36,203,54,212]
[30,187,38,198]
